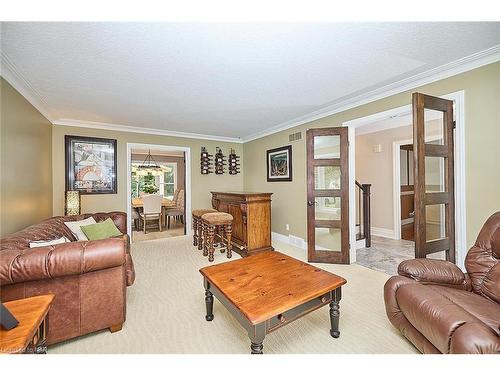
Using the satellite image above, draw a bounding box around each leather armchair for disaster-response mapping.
[384,211,500,354]
[0,212,135,345]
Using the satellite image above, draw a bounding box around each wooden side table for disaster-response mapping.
[0,294,54,354]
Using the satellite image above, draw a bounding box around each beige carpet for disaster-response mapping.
[50,236,418,354]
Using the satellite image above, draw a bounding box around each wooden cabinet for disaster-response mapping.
[211,191,273,256]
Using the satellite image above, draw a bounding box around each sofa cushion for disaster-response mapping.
[81,218,122,241]
[466,212,500,303]
[396,283,492,354]
[64,217,97,241]
[427,285,500,335]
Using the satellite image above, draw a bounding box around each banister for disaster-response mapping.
[355,181,371,247]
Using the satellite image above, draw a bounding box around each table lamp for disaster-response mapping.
[65,190,81,216]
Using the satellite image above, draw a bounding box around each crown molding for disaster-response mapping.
[52,119,244,143]
[241,45,500,143]
[0,51,55,122]
[3,44,498,144]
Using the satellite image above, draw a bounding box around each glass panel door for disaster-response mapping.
[307,128,349,264]
[412,93,455,263]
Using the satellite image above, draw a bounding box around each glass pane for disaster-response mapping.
[399,149,414,186]
[315,197,341,220]
[314,166,341,190]
[426,204,446,241]
[424,109,444,145]
[314,135,340,159]
[164,183,174,196]
[425,156,445,192]
[315,227,341,252]
[164,170,174,183]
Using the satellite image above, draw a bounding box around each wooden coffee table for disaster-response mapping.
[199,251,347,354]
[0,294,54,354]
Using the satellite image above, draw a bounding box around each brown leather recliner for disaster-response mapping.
[0,212,135,345]
[384,211,500,354]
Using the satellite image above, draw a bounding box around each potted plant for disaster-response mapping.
[143,184,159,194]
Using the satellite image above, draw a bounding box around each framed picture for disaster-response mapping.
[266,145,292,182]
[65,135,117,194]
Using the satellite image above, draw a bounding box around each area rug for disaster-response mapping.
[50,236,418,354]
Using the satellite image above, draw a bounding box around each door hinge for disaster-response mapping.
[453,120,456,129]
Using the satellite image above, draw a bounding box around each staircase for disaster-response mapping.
[355,181,371,247]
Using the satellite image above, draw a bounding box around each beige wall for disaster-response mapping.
[0,78,53,236]
[52,126,244,216]
[355,120,443,231]
[244,62,500,248]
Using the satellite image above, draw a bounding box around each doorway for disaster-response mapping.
[126,143,192,243]
[344,90,467,271]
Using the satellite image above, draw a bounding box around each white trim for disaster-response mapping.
[356,239,367,250]
[54,119,243,143]
[371,227,397,239]
[242,46,499,143]
[126,142,192,241]
[2,45,497,144]
[344,90,467,270]
[271,232,307,250]
[0,51,54,122]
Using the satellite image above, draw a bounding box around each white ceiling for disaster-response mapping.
[1,22,499,141]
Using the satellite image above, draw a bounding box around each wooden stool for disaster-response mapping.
[192,209,218,248]
[201,212,233,262]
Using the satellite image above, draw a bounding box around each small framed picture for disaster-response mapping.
[65,135,117,194]
[266,145,292,182]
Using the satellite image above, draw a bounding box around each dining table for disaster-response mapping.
[131,197,176,209]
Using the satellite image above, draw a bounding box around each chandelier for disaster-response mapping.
[135,150,166,176]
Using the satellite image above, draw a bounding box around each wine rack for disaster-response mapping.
[214,147,226,174]
[228,148,240,175]
[200,147,213,174]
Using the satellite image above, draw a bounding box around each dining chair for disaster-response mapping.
[140,194,164,234]
[165,189,184,229]
[172,189,180,204]
[131,206,140,230]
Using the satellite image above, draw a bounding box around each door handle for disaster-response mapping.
[307,201,318,207]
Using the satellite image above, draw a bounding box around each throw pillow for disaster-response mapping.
[64,216,97,241]
[29,237,70,248]
[80,218,122,241]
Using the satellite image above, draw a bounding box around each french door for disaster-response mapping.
[306,128,350,264]
[412,93,456,263]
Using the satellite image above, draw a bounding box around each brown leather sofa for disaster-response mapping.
[0,212,135,345]
[384,211,500,354]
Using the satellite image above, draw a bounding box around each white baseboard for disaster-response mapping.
[272,232,307,250]
[371,227,397,239]
[356,239,367,249]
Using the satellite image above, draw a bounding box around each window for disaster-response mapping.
[131,162,177,199]
[158,163,177,199]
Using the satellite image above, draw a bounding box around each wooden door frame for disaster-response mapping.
[342,90,466,270]
[126,142,191,242]
[306,127,350,264]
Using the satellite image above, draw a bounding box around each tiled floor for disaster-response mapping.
[356,236,444,275]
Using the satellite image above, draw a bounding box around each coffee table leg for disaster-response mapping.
[329,287,341,338]
[250,342,263,354]
[205,289,214,321]
[248,323,266,354]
